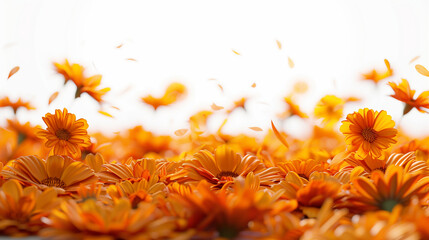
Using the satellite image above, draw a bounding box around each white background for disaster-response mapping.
[0,0,428,138]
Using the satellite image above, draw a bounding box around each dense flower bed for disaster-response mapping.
[1,59,429,239]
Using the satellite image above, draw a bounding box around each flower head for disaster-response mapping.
[388,78,429,115]
[37,108,91,158]
[1,155,98,194]
[340,108,398,159]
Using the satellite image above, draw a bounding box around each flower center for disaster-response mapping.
[380,199,399,212]
[361,128,377,143]
[41,177,66,188]
[217,171,239,179]
[56,129,71,140]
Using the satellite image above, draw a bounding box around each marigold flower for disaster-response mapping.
[170,145,282,189]
[54,59,110,103]
[37,108,91,158]
[1,155,98,194]
[344,165,429,213]
[340,108,398,160]
[388,78,429,115]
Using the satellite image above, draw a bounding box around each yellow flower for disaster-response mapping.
[340,108,398,160]
[314,95,344,127]
[37,108,91,158]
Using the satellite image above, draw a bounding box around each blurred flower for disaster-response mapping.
[344,165,429,213]
[388,78,429,115]
[0,97,35,114]
[314,95,344,127]
[0,179,59,236]
[362,59,393,84]
[40,199,176,239]
[141,82,186,110]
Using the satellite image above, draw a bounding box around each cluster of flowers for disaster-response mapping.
[1,59,429,239]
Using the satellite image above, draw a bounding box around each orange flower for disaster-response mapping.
[40,199,176,240]
[345,165,429,212]
[362,59,393,84]
[0,180,59,236]
[278,96,309,119]
[1,155,98,194]
[388,78,429,115]
[226,97,247,114]
[54,59,110,103]
[0,97,35,114]
[170,178,279,239]
[340,108,397,160]
[37,108,91,158]
[53,59,85,85]
[141,82,187,110]
[170,145,282,189]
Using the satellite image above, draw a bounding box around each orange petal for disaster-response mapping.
[8,66,20,79]
[49,91,59,105]
[249,126,263,131]
[271,120,289,149]
[46,156,65,178]
[211,103,224,111]
[2,180,23,202]
[174,129,188,136]
[416,64,429,77]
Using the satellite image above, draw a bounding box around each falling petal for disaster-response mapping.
[276,40,282,50]
[249,127,263,131]
[111,106,120,110]
[116,43,123,48]
[409,56,420,64]
[271,120,289,149]
[218,84,224,92]
[384,59,391,70]
[232,50,241,55]
[211,103,224,111]
[416,64,429,77]
[126,58,137,61]
[208,78,217,81]
[288,57,294,68]
[48,92,59,105]
[98,110,114,118]
[8,66,20,79]
[174,129,188,136]
[251,83,256,88]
